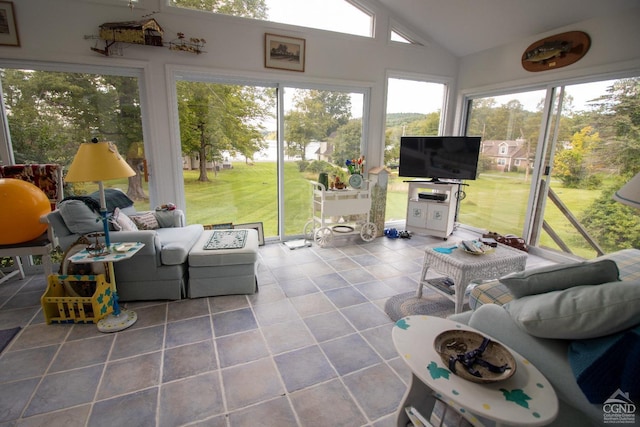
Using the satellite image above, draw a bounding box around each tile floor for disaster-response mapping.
[0,231,550,427]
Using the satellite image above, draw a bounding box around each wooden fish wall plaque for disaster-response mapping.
[522,31,590,72]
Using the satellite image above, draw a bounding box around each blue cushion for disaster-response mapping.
[569,325,640,404]
[58,200,103,234]
[499,259,619,298]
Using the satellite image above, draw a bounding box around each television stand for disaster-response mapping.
[405,181,459,239]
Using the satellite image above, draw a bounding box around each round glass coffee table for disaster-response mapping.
[392,315,558,427]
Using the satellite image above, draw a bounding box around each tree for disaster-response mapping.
[2,69,145,199]
[581,181,640,252]
[588,78,640,175]
[574,79,640,251]
[284,89,351,161]
[553,126,601,188]
[177,81,271,181]
[284,110,318,160]
[171,0,267,19]
[332,119,362,166]
[404,111,440,136]
[103,75,145,200]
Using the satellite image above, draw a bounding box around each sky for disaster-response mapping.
[266,0,370,37]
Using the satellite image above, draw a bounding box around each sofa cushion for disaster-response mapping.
[111,207,138,232]
[499,259,619,298]
[505,279,640,339]
[154,210,183,228]
[156,224,203,265]
[131,211,159,230]
[58,200,102,234]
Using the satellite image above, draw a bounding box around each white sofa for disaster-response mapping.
[44,195,203,301]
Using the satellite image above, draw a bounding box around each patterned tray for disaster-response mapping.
[204,230,248,250]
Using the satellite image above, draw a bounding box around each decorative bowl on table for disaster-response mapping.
[434,330,516,383]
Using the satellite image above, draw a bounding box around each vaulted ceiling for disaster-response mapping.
[376,0,639,57]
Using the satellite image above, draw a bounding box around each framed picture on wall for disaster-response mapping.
[264,33,305,72]
[234,222,265,246]
[0,1,19,47]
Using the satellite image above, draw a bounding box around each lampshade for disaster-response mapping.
[612,172,640,209]
[65,140,136,183]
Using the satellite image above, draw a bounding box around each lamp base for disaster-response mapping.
[97,308,137,333]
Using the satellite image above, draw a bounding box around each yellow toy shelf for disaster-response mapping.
[41,274,114,324]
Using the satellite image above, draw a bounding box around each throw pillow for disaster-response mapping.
[58,199,103,234]
[112,207,138,232]
[505,280,640,339]
[131,212,159,230]
[499,259,620,298]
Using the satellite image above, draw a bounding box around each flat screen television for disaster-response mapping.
[399,136,481,181]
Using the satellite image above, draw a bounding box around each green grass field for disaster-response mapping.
[103,163,603,257]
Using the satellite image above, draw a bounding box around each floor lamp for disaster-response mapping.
[65,139,137,331]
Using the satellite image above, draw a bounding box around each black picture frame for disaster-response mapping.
[0,1,19,47]
[265,33,305,72]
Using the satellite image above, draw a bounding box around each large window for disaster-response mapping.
[171,0,374,38]
[462,77,640,257]
[0,67,150,210]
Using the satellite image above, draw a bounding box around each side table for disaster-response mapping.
[418,243,527,313]
[69,242,144,332]
[392,315,558,427]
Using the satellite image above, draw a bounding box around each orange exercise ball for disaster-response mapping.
[0,178,51,245]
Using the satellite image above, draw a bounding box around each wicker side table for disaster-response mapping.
[418,243,527,313]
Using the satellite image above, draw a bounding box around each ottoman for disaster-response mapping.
[188,229,259,298]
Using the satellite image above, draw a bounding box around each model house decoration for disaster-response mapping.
[88,18,206,56]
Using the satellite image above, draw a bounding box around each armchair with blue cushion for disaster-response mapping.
[43,189,203,301]
[449,248,640,426]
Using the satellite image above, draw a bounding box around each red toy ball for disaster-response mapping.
[0,178,51,245]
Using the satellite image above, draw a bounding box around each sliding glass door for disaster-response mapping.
[462,89,547,236]
[175,76,367,241]
[462,77,640,257]
[383,77,447,223]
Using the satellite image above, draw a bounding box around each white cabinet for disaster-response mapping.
[405,181,459,239]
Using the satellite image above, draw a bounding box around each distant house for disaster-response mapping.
[481,138,530,172]
[315,141,334,162]
[99,19,164,47]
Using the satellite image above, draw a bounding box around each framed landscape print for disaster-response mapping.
[0,1,19,47]
[265,33,305,72]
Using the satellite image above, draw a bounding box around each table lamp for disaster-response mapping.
[613,172,640,209]
[65,138,137,332]
[65,138,136,247]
